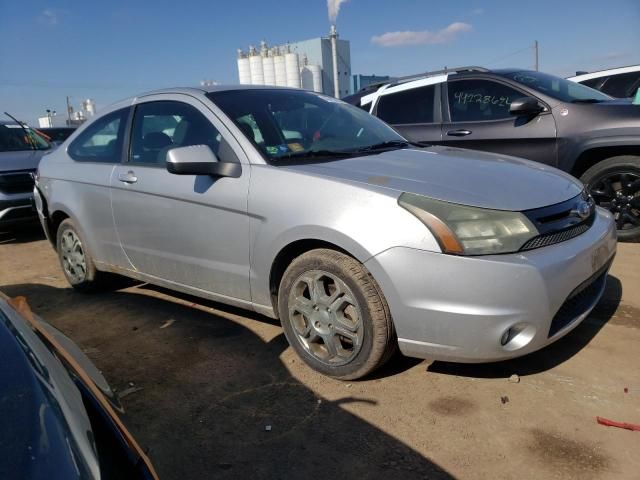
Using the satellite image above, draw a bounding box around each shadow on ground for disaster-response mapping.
[0,282,454,480]
[428,274,623,379]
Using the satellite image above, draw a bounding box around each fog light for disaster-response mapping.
[499,323,536,351]
[500,329,513,346]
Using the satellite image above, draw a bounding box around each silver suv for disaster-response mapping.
[34,86,617,379]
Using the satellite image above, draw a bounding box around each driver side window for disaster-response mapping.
[448,80,523,122]
[129,101,233,165]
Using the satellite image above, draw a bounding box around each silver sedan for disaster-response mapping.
[34,86,617,379]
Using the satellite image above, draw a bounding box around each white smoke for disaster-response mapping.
[327,0,349,23]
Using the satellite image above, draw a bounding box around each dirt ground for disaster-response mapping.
[1,225,639,480]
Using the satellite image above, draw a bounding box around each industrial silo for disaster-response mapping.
[274,49,287,86]
[237,49,252,85]
[285,52,301,88]
[248,46,264,85]
[307,64,323,92]
[263,49,276,86]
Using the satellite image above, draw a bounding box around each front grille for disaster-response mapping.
[548,260,611,337]
[521,223,591,251]
[520,191,595,252]
[0,171,35,194]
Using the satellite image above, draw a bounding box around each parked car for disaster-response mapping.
[38,126,77,145]
[0,120,52,228]
[344,66,640,241]
[568,65,640,99]
[0,293,158,480]
[34,86,616,379]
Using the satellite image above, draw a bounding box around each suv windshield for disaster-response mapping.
[0,123,51,152]
[500,71,612,103]
[208,89,407,162]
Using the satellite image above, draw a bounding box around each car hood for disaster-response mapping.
[0,149,50,172]
[283,146,583,211]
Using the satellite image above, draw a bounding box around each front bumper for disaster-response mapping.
[0,192,36,226]
[364,207,617,363]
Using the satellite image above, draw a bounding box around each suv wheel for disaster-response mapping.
[278,248,396,380]
[581,155,640,242]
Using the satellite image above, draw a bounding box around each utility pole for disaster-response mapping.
[534,40,539,71]
[66,96,72,125]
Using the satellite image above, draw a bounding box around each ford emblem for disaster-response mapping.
[575,200,592,220]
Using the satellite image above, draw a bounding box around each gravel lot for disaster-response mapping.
[1,225,639,480]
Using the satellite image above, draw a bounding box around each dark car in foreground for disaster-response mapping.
[0,120,52,228]
[344,67,640,241]
[0,293,158,480]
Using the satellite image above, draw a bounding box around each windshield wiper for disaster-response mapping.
[4,111,36,150]
[275,149,356,161]
[571,98,604,104]
[351,140,422,153]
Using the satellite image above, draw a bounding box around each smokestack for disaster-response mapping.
[330,24,340,98]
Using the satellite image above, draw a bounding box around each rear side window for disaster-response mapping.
[580,77,604,89]
[599,71,640,98]
[68,108,129,163]
[129,101,233,166]
[376,85,435,124]
[448,79,523,122]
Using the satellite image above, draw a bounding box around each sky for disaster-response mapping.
[1,0,639,125]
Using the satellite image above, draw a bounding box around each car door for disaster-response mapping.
[373,83,442,144]
[110,95,251,302]
[440,78,558,166]
[63,107,132,268]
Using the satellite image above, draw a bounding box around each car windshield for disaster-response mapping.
[0,123,51,152]
[500,71,613,103]
[208,89,407,162]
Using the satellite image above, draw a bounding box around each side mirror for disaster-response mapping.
[509,97,544,116]
[166,145,241,178]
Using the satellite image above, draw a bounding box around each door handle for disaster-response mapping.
[447,129,472,137]
[118,171,138,184]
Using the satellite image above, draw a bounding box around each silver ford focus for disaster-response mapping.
[34,86,617,379]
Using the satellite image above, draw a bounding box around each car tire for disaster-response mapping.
[56,218,109,291]
[278,248,396,380]
[581,156,640,242]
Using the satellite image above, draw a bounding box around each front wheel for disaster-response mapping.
[581,155,640,242]
[278,249,396,380]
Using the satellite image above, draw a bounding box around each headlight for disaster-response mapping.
[399,193,538,255]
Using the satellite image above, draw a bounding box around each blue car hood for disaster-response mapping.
[0,149,50,173]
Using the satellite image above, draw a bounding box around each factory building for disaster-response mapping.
[351,74,392,95]
[236,27,351,98]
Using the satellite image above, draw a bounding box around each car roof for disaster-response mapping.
[134,84,308,98]
[568,64,640,82]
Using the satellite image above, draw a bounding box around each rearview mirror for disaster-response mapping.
[509,97,544,116]
[166,145,241,178]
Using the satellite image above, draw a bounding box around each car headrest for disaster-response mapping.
[143,132,172,150]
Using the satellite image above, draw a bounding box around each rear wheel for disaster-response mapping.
[278,249,396,380]
[56,219,111,291]
[581,155,640,242]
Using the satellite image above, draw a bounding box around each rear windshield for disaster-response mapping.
[0,124,51,152]
[500,71,612,103]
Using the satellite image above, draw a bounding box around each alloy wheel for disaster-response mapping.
[589,170,640,230]
[288,270,364,366]
[60,229,87,283]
